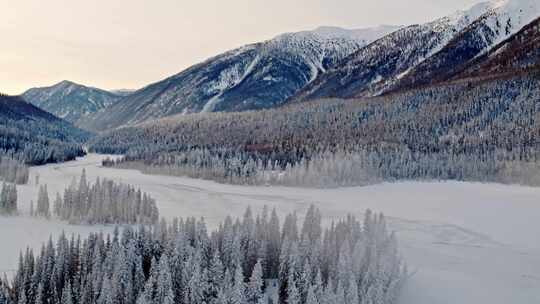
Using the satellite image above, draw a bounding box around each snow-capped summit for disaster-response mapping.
[308,25,401,41]
[385,0,540,91]
[78,25,399,131]
[291,0,540,101]
[481,0,540,45]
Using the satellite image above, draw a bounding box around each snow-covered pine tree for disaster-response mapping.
[36,185,50,218]
[247,260,263,304]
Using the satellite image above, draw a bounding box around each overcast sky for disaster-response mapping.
[1,0,484,94]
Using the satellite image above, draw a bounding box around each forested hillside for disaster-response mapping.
[90,73,540,187]
[22,80,122,123]
[0,94,89,165]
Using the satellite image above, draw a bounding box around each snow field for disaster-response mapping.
[1,153,539,303]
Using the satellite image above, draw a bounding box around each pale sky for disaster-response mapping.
[1,0,484,95]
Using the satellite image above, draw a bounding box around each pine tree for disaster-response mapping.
[36,185,50,218]
[53,193,62,218]
[231,265,246,304]
[207,251,224,299]
[286,270,300,304]
[61,282,73,304]
[17,290,27,304]
[345,276,359,304]
[305,284,318,304]
[155,255,174,304]
[247,260,263,304]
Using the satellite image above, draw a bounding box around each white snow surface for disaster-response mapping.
[1,154,539,304]
[478,0,540,50]
[310,25,401,41]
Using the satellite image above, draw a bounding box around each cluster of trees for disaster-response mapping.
[32,170,159,225]
[0,157,29,184]
[0,94,89,166]
[0,182,17,215]
[92,74,540,187]
[31,185,51,218]
[0,206,406,304]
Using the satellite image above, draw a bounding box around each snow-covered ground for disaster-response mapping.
[1,154,539,303]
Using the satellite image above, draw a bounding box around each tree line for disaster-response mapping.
[31,170,159,225]
[0,206,406,304]
[91,74,540,187]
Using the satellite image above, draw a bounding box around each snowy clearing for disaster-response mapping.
[1,153,539,304]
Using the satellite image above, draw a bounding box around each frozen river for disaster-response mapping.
[1,154,539,303]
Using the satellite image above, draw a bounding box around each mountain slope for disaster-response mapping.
[22,80,122,123]
[78,25,399,131]
[450,16,540,81]
[389,0,540,91]
[292,0,539,101]
[0,93,89,165]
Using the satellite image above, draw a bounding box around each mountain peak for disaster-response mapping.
[58,80,76,85]
[78,25,400,131]
[23,81,122,123]
[288,25,401,41]
[54,80,81,89]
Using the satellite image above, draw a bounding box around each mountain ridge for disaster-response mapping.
[22,80,122,123]
[77,25,400,131]
[291,0,540,101]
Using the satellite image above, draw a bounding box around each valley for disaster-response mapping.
[1,154,539,304]
[2,1,540,303]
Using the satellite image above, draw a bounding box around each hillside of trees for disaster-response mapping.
[32,170,159,225]
[91,74,540,187]
[0,94,89,165]
[0,206,406,304]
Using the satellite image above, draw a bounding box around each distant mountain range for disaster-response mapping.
[22,80,123,123]
[76,25,399,131]
[20,0,540,133]
[293,0,540,101]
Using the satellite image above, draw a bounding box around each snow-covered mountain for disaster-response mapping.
[22,81,122,123]
[452,15,540,80]
[78,25,399,131]
[391,0,540,91]
[293,0,540,100]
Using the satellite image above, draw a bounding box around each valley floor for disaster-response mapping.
[1,154,539,304]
